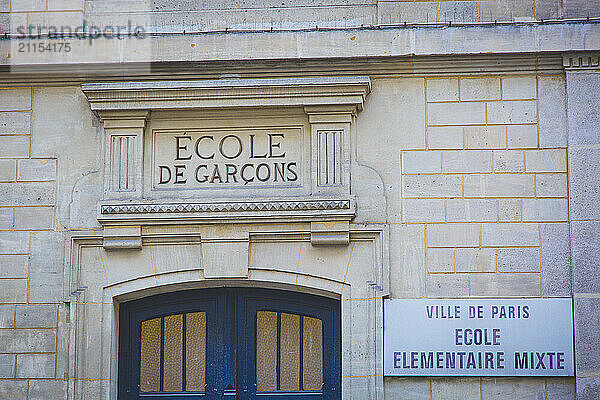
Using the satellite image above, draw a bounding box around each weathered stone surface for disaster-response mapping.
[525,149,567,172]
[0,305,15,328]
[502,76,536,100]
[481,223,539,246]
[29,231,64,303]
[0,136,29,158]
[446,199,496,222]
[481,377,545,400]
[442,150,492,173]
[0,207,12,229]
[390,224,425,298]
[0,279,27,303]
[13,206,54,230]
[540,223,571,296]
[455,248,496,272]
[575,377,600,400]
[427,223,480,247]
[464,174,534,197]
[402,199,445,222]
[428,102,486,125]
[17,159,57,181]
[0,380,27,400]
[574,297,600,372]
[0,231,29,253]
[0,329,56,352]
[487,101,537,124]
[493,150,524,172]
[16,353,55,378]
[507,125,537,149]
[402,150,441,173]
[428,126,463,149]
[498,199,522,222]
[426,248,454,272]
[15,304,57,328]
[571,221,600,293]
[28,380,67,400]
[0,182,55,205]
[31,86,100,230]
[546,377,575,400]
[0,354,15,378]
[0,112,30,135]
[431,377,480,399]
[426,78,459,101]
[569,148,600,221]
[470,273,540,296]
[460,77,501,101]
[566,72,600,146]
[536,173,567,197]
[538,75,567,148]
[384,377,430,400]
[0,159,15,181]
[0,255,28,278]
[497,248,540,272]
[426,274,469,298]
[522,198,568,221]
[403,175,462,198]
[464,126,506,149]
[0,89,31,111]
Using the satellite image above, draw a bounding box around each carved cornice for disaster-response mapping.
[98,198,356,225]
[81,77,371,112]
[563,53,600,70]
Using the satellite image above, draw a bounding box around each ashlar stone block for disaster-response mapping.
[15,304,57,328]
[460,77,501,101]
[426,78,459,101]
[469,273,540,296]
[426,274,469,298]
[464,126,506,149]
[427,126,463,149]
[487,100,537,124]
[496,248,540,272]
[501,76,537,100]
[426,248,454,272]
[427,223,480,247]
[493,150,524,172]
[455,248,496,272]
[481,223,539,246]
[16,353,55,378]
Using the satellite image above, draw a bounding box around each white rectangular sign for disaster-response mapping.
[384,299,574,376]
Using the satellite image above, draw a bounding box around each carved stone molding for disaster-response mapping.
[82,77,371,112]
[98,198,356,225]
[563,53,600,70]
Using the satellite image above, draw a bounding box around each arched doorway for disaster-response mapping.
[118,287,341,399]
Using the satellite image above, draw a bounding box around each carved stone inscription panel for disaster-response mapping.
[152,128,303,190]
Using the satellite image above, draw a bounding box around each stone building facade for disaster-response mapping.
[0,2,599,399]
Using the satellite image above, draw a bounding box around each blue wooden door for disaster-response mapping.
[118,288,341,400]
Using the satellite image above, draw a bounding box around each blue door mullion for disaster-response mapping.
[276,312,281,392]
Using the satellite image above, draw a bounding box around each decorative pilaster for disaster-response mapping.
[98,110,149,200]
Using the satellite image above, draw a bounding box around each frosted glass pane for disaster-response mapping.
[280,313,300,391]
[164,314,183,392]
[256,311,277,392]
[303,316,323,391]
[140,318,161,392]
[186,312,206,392]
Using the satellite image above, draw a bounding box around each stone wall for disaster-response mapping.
[0,70,591,398]
[0,88,66,398]
[0,0,599,34]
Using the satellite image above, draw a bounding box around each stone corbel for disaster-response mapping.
[310,221,350,246]
[102,226,142,250]
[98,110,149,200]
